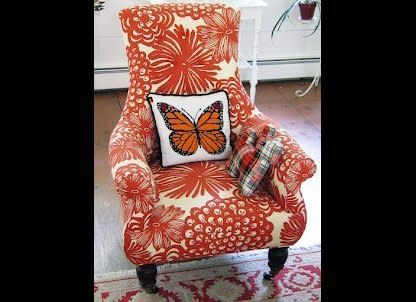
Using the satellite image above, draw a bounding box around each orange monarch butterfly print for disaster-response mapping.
[157,101,226,156]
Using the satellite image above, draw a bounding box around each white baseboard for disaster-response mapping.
[94,60,320,91]
[94,70,130,91]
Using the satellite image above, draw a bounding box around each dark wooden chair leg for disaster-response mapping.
[136,264,159,294]
[263,247,289,280]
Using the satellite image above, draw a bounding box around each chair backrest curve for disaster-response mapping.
[118,3,256,160]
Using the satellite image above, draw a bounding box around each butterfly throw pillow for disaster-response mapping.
[147,91,232,167]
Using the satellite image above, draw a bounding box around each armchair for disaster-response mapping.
[109,3,316,294]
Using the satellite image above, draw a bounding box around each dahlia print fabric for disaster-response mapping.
[148,91,232,167]
[108,3,317,266]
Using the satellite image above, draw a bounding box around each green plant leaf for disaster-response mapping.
[94,0,105,11]
[271,0,302,38]
[304,3,321,37]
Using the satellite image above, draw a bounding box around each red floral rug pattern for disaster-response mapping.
[94,245,320,302]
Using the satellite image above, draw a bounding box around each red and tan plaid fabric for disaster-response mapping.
[227,126,283,196]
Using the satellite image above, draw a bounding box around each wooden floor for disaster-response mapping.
[94,80,321,274]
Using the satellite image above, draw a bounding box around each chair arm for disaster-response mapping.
[109,118,157,222]
[241,113,317,209]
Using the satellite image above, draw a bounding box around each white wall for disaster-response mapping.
[94,0,321,89]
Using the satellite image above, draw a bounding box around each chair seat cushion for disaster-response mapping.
[123,160,307,265]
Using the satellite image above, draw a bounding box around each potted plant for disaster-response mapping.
[94,0,105,12]
[299,1,317,20]
[271,0,321,38]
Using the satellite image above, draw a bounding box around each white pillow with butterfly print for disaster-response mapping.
[147,91,232,167]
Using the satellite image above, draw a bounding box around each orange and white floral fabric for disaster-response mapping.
[109,3,316,266]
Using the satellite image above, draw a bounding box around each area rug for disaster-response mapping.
[94,244,321,302]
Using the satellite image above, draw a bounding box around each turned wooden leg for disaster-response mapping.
[136,264,158,294]
[263,247,289,280]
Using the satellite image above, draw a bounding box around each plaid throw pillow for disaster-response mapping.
[227,126,283,196]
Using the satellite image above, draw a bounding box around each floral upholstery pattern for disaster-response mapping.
[109,3,316,266]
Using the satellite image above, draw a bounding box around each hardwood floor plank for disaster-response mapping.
[275,79,321,102]
[116,90,127,110]
[94,93,121,148]
[94,93,131,273]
